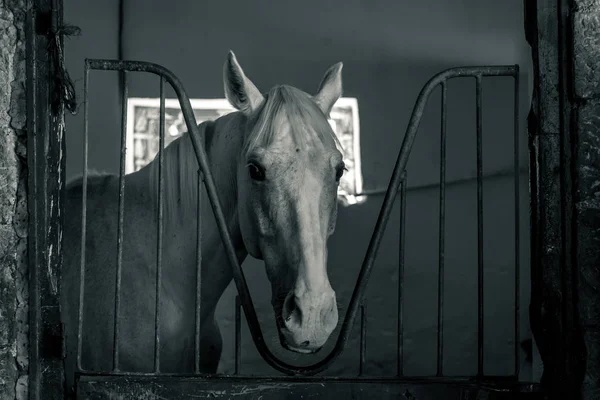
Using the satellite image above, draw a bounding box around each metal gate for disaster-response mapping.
[72,59,542,399]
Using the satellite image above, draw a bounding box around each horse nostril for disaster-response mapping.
[284,295,297,323]
[300,340,310,347]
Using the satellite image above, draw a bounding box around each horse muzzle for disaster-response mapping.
[277,289,338,353]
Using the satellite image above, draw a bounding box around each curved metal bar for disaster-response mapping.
[85,59,518,376]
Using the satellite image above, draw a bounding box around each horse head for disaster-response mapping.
[224,51,344,354]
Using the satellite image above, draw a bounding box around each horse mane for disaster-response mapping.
[146,120,216,225]
[243,85,343,157]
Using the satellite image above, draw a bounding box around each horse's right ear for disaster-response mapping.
[223,51,264,115]
[313,62,343,116]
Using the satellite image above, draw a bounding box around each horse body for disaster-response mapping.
[62,115,246,388]
[62,52,345,392]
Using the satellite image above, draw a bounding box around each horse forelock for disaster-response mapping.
[242,85,342,157]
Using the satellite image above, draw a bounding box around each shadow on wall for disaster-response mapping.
[63,0,536,380]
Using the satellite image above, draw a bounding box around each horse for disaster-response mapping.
[61,51,347,393]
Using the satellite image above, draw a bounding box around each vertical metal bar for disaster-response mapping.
[235,295,241,375]
[76,62,90,372]
[112,70,128,372]
[437,81,447,377]
[397,172,407,377]
[194,170,203,373]
[153,77,165,373]
[359,302,367,376]
[513,68,521,377]
[476,75,484,377]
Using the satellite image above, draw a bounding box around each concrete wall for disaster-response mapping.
[63,0,536,379]
[0,1,29,399]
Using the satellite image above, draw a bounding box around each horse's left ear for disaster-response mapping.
[223,51,265,115]
[313,62,343,116]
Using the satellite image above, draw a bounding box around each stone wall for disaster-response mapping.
[572,0,600,398]
[0,1,28,400]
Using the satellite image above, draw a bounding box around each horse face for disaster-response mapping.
[238,122,344,354]
[224,51,344,353]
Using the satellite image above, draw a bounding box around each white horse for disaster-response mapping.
[61,51,347,392]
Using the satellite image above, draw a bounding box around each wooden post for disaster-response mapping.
[526,0,599,398]
[26,0,66,398]
[571,0,600,398]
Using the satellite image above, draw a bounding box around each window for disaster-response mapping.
[126,98,364,205]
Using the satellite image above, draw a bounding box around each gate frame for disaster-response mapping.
[69,58,533,399]
[26,0,67,399]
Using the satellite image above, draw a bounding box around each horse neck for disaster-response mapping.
[143,115,248,259]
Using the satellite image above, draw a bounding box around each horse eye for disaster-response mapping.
[335,165,347,182]
[248,162,266,181]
